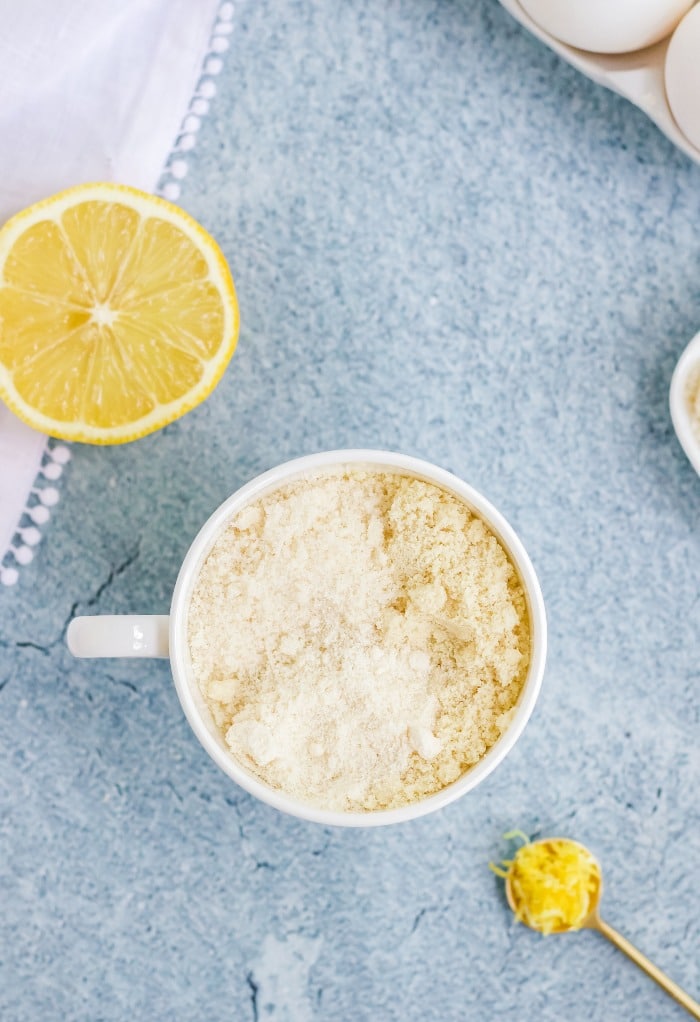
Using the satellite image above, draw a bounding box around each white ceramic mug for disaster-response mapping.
[67,449,547,827]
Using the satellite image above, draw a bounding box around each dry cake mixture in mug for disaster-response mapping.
[187,467,531,813]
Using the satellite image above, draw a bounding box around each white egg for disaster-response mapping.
[518,0,693,54]
[665,5,700,152]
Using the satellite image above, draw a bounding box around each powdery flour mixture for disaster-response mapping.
[187,468,531,812]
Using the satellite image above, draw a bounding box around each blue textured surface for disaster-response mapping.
[2,1,700,1018]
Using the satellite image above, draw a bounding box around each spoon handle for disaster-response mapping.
[596,917,700,1019]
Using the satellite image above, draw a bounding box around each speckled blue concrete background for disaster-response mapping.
[1,1,699,1018]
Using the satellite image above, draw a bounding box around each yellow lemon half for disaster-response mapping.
[0,182,239,444]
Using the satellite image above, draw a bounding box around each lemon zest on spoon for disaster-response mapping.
[491,832,601,934]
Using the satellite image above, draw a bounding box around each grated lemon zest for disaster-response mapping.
[491,832,601,935]
[502,829,530,846]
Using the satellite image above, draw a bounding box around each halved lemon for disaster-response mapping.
[0,182,239,444]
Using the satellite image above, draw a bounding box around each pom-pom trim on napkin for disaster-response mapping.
[0,0,235,587]
[159,0,234,201]
[0,442,71,586]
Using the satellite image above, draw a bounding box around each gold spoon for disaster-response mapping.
[505,838,700,1019]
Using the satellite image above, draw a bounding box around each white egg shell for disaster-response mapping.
[517,0,693,54]
[665,5,700,152]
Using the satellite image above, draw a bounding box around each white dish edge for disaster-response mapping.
[670,332,700,477]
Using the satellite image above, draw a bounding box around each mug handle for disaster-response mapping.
[67,615,170,658]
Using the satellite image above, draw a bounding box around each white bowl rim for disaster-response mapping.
[670,330,700,478]
[169,449,547,827]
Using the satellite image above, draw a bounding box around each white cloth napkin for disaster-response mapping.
[0,0,230,585]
